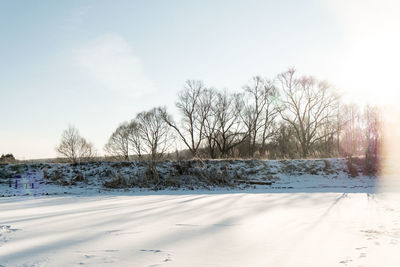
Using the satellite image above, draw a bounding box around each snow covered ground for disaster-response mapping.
[1,192,400,266]
[0,159,376,196]
[1,159,397,266]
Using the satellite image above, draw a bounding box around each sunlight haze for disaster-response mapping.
[1,2,400,266]
[1,0,399,159]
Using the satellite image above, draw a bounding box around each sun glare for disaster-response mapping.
[327,0,400,106]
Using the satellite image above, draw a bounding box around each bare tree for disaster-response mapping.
[213,90,248,157]
[104,122,132,160]
[128,120,143,160]
[241,76,266,156]
[340,103,363,157]
[277,68,338,158]
[363,105,381,173]
[201,88,219,158]
[269,122,298,159]
[162,80,209,158]
[260,80,279,155]
[242,76,280,156]
[56,126,97,164]
[136,107,172,162]
[364,105,381,156]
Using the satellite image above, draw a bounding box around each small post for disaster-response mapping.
[15,180,18,189]
[32,183,34,189]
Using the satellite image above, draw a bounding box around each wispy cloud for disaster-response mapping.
[74,34,156,98]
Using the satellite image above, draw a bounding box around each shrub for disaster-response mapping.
[144,165,160,185]
[48,170,62,181]
[0,169,12,179]
[74,172,85,182]
[103,172,128,188]
[324,160,331,170]
[0,154,15,164]
[346,157,358,177]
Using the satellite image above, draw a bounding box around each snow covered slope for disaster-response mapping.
[0,159,376,197]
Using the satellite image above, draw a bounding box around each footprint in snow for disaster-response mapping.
[106,229,141,236]
[0,225,20,244]
[339,258,352,265]
[0,225,20,232]
[16,257,49,267]
[140,249,162,253]
[213,223,238,227]
[105,229,121,234]
[359,252,367,258]
[84,255,96,259]
[140,249,173,264]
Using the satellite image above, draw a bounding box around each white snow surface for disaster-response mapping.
[2,159,396,266]
[1,192,400,266]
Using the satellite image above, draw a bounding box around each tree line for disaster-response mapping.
[56,68,381,164]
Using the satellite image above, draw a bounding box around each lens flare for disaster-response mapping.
[379,105,400,192]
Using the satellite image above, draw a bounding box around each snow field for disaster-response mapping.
[1,192,400,266]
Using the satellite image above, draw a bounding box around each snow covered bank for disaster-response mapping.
[0,159,376,197]
[1,192,399,266]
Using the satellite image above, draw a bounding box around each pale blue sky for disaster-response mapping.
[1,0,399,159]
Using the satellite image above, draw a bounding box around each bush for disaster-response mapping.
[346,157,358,177]
[324,160,331,170]
[0,154,15,164]
[0,169,12,179]
[172,161,192,175]
[103,172,128,188]
[48,169,62,181]
[364,151,378,175]
[144,165,160,185]
[74,172,85,182]
[322,160,335,175]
